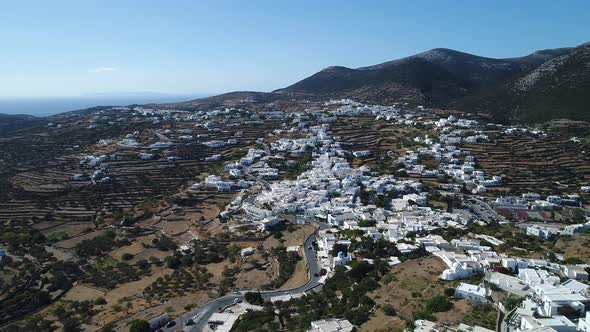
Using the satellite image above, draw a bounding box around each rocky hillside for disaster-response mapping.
[275,47,571,106]
[456,42,590,123]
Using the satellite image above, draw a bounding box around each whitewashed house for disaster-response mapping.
[455,283,488,304]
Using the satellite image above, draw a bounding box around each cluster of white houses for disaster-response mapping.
[226,113,590,327]
[85,100,589,332]
[496,193,583,211]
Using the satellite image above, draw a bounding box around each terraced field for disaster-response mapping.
[331,116,427,158]
[463,134,590,193]
[0,113,282,234]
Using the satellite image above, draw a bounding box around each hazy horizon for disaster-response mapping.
[0,93,210,116]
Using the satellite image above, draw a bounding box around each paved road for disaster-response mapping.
[497,307,505,332]
[245,173,271,191]
[463,195,508,224]
[161,224,324,332]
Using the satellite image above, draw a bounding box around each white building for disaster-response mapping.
[522,193,541,201]
[546,196,562,205]
[527,225,557,240]
[494,196,529,209]
[241,247,255,257]
[579,312,590,332]
[519,315,576,332]
[455,283,488,304]
[435,250,481,280]
[397,243,419,255]
[242,202,273,220]
[332,251,352,268]
[256,217,280,231]
[562,265,589,281]
[403,193,428,206]
[518,268,560,288]
[308,319,354,332]
[352,150,371,158]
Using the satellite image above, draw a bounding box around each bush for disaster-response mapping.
[154,236,178,251]
[267,248,301,288]
[129,319,150,332]
[426,295,452,312]
[444,288,456,297]
[245,291,264,305]
[381,274,393,285]
[101,322,115,332]
[76,233,120,257]
[94,297,107,305]
[165,256,181,269]
[61,317,81,332]
[382,304,396,316]
[233,310,276,332]
[414,309,435,321]
[121,253,134,261]
[505,296,523,311]
[137,259,150,270]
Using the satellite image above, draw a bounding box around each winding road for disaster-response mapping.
[161,224,325,332]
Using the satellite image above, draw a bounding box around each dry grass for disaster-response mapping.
[234,252,274,289]
[54,229,108,249]
[367,256,488,330]
[63,284,105,302]
[554,234,590,263]
[108,235,155,260]
[359,310,407,332]
[369,256,449,320]
[263,224,317,249]
[279,253,308,290]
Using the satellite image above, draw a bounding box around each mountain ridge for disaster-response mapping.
[455,42,590,123]
[274,47,573,104]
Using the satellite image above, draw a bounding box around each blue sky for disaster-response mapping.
[1,0,589,97]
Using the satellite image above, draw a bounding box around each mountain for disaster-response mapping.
[456,42,590,123]
[275,47,572,106]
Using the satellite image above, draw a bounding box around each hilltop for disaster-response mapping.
[273,47,572,107]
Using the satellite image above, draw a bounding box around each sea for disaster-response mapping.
[0,95,208,117]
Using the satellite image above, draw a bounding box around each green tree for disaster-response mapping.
[382,304,396,316]
[444,288,456,297]
[94,297,107,305]
[381,274,393,285]
[129,320,150,332]
[245,291,264,305]
[100,322,115,332]
[426,295,453,312]
[504,296,523,311]
[61,317,81,332]
[164,256,181,269]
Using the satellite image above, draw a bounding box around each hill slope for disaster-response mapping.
[0,114,45,136]
[456,42,590,123]
[275,47,571,106]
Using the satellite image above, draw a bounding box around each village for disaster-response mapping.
[1,98,590,332]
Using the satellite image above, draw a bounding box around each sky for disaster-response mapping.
[1,0,589,97]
